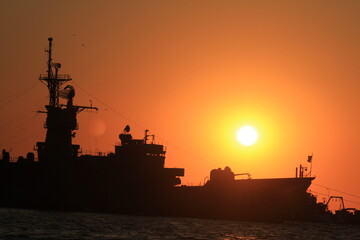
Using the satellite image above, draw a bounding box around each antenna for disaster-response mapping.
[39,37,72,107]
[144,129,155,144]
[46,37,53,80]
[59,85,75,100]
[124,125,131,133]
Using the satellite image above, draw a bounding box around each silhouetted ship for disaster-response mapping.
[0,38,357,223]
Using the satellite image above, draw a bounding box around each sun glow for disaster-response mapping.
[237,126,258,146]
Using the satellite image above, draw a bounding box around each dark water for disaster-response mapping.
[0,208,359,240]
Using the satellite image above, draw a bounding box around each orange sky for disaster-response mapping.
[1,1,360,208]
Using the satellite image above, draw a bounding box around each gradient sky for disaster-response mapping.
[1,0,360,208]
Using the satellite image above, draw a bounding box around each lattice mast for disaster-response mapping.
[39,37,72,107]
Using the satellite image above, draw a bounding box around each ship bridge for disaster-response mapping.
[114,126,184,184]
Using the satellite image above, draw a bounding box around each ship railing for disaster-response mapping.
[234,173,252,179]
[79,150,111,156]
[6,157,39,163]
[39,74,72,81]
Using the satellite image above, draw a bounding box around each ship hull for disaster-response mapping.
[0,161,315,222]
[169,177,315,222]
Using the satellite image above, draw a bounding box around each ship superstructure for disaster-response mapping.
[36,37,97,162]
[0,38,184,213]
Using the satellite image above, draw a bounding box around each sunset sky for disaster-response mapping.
[1,0,360,208]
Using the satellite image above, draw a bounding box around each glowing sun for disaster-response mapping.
[237,126,258,146]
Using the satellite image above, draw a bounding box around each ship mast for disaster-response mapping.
[40,37,72,107]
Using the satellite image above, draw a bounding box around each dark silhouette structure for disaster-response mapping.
[1,38,355,223]
[36,37,97,162]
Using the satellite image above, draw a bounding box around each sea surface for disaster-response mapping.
[0,208,359,240]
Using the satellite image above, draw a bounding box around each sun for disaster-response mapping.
[237,126,258,146]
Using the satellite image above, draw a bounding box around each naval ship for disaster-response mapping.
[0,38,333,222]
